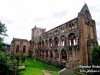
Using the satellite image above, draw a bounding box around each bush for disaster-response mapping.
[92,46,100,65]
[0,51,18,70]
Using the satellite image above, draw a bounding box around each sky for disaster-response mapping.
[0,0,100,44]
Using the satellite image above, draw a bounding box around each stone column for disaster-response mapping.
[44,52,46,60]
[53,51,55,62]
[59,50,62,65]
[48,51,50,62]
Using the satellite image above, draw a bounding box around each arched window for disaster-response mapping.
[23,46,26,53]
[50,51,53,59]
[16,45,19,52]
[42,41,44,47]
[49,38,53,47]
[54,49,59,60]
[45,40,48,46]
[54,37,59,47]
[60,35,66,46]
[46,50,48,57]
[42,50,44,58]
[68,33,76,46]
[61,49,67,61]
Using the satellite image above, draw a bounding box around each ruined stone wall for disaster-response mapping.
[30,4,98,70]
[10,38,29,56]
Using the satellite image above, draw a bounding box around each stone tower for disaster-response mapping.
[78,4,98,65]
[31,26,46,41]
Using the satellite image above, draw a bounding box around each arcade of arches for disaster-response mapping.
[31,33,79,69]
[29,4,98,69]
[10,4,98,70]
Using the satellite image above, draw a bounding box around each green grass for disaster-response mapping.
[42,62,59,75]
[20,58,60,75]
[19,58,87,75]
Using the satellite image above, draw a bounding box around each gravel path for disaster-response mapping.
[42,70,53,75]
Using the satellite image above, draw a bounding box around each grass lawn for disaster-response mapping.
[20,58,60,75]
[19,58,87,75]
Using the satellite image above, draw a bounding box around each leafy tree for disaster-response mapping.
[90,47,100,75]
[0,22,7,36]
[0,21,18,75]
[0,38,3,50]
[92,46,100,65]
[0,21,7,51]
[0,21,10,75]
[0,21,18,72]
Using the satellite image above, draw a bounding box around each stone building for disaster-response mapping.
[30,4,98,69]
[10,38,29,56]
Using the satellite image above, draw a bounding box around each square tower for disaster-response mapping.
[31,26,46,41]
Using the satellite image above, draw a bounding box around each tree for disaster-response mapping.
[0,22,7,36]
[90,47,100,75]
[0,37,3,50]
[92,46,100,65]
[0,21,19,75]
[0,22,7,51]
[0,21,10,75]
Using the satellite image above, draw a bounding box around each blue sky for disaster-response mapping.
[0,0,100,44]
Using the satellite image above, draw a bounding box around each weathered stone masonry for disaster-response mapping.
[30,4,98,69]
[10,4,98,70]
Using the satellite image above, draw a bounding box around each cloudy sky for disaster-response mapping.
[0,0,100,44]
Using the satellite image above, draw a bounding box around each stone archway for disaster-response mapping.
[41,49,44,59]
[68,33,77,55]
[45,49,48,60]
[61,49,67,61]
[49,38,53,47]
[60,35,66,46]
[54,49,59,61]
[68,33,76,46]
[23,45,26,53]
[45,40,48,47]
[41,41,44,47]
[60,49,67,68]
[35,49,38,59]
[39,49,41,59]
[50,50,53,61]
[54,37,59,47]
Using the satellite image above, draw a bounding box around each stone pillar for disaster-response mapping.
[59,50,62,65]
[48,51,50,62]
[44,52,46,60]
[53,51,55,62]
[41,52,42,59]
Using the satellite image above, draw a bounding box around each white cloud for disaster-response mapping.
[0,0,99,45]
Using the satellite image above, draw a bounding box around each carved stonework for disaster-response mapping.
[10,4,98,70]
